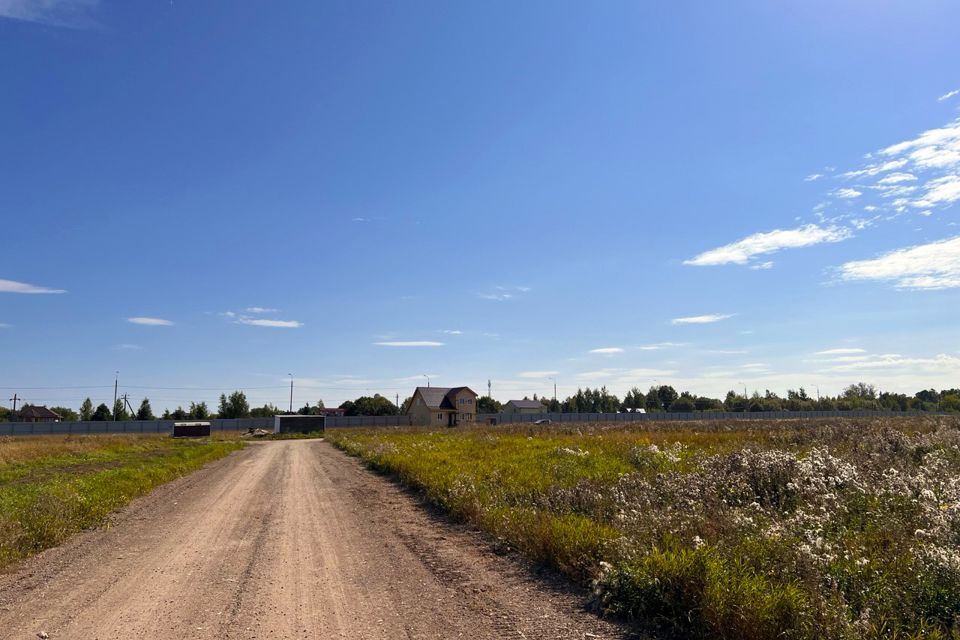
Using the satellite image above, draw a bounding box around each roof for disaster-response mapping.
[411,386,477,411]
[506,399,544,409]
[17,405,62,419]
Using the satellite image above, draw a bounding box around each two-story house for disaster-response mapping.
[405,386,478,426]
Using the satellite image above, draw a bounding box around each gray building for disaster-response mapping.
[502,399,546,416]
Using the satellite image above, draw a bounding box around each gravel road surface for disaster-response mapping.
[0,440,637,639]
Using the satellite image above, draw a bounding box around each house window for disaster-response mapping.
[438,413,443,420]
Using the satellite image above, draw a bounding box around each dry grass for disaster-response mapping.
[0,434,243,569]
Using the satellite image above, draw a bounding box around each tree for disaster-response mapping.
[297,400,326,415]
[399,396,413,414]
[645,386,664,412]
[80,398,94,421]
[136,398,155,421]
[113,399,130,421]
[622,387,646,412]
[339,394,398,416]
[91,403,112,421]
[0,407,11,422]
[218,391,250,419]
[188,401,210,419]
[250,403,280,418]
[476,396,501,413]
[669,396,696,412]
[657,386,679,411]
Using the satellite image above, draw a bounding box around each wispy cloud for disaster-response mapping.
[0,322,10,328]
[374,340,444,347]
[127,317,173,326]
[804,174,823,182]
[672,314,734,325]
[245,307,278,314]
[684,225,851,267]
[939,89,960,102]
[838,235,960,290]
[518,370,559,379]
[818,353,960,375]
[0,0,99,27]
[589,347,624,354]
[814,348,867,356]
[478,285,530,301]
[237,318,303,328]
[441,329,463,335]
[834,188,862,199]
[0,278,66,294]
[113,343,143,350]
[638,342,686,351]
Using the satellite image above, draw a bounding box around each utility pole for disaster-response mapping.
[288,373,294,413]
[122,393,136,418]
[9,393,18,412]
[113,371,119,421]
[487,379,491,398]
[423,374,430,388]
[396,393,399,409]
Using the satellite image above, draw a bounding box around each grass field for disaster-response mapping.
[330,416,960,640]
[0,434,243,569]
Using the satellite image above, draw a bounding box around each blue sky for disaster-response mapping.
[2,0,959,412]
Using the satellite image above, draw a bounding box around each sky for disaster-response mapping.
[2,0,959,412]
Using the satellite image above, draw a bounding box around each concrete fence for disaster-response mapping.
[0,417,275,436]
[0,410,948,436]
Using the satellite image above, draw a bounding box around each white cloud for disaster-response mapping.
[804,174,823,182]
[814,348,867,356]
[672,314,734,325]
[0,0,99,27]
[749,261,774,270]
[0,278,66,294]
[441,329,463,335]
[374,341,443,347]
[237,318,303,328]
[877,172,917,185]
[127,317,173,326]
[589,347,624,354]
[939,89,960,102]
[838,235,960,290]
[834,188,863,199]
[684,225,851,267]
[518,371,559,379]
[245,307,278,314]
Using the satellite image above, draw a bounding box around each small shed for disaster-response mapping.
[503,400,547,416]
[172,421,211,437]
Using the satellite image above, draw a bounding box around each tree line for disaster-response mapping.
[475,383,960,414]
[3,384,958,422]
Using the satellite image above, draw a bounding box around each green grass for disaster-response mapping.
[0,434,243,569]
[330,417,960,639]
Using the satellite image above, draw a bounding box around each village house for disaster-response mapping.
[503,399,547,416]
[405,386,478,426]
[15,405,62,423]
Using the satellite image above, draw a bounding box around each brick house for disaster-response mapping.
[405,386,478,426]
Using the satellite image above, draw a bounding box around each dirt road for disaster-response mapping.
[0,440,636,639]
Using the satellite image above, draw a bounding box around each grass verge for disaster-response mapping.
[0,434,243,569]
[329,417,960,639]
